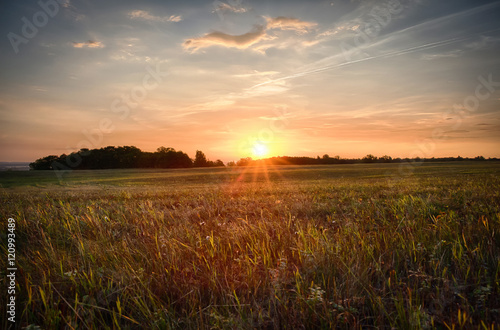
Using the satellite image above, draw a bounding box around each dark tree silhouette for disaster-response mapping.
[30,146,193,170]
[193,150,208,167]
[362,154,378,163]
[236,157,252,166]
[29,155,60,170]
[380,155,392,163]
[154,147,192,168]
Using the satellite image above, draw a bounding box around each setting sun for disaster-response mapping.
[252,142,269,158]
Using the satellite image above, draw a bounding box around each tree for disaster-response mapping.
[193,150,208,167]
[156,146,175,153]
[380,155,392,163]
[236,157,252,166]
[29,155,60,170]
[154,147,192,168]
[362,154,378,163]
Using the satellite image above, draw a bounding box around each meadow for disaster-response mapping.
[1,162,499,329]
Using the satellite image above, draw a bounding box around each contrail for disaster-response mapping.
[250,0,500,90]
[251,28,500,90]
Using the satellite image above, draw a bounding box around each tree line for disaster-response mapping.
[30,146,494,171]
[29,146,224,170]
[230,154,493,166]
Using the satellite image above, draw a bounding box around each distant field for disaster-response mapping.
[1,161,499,188]
[1,162,499,328]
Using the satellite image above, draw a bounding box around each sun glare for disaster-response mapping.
[252,142,269,158]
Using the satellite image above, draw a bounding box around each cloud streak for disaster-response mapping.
[183,25,268,52]
[183,16,318,52]
[128,10,182,22]
[72,40,104,48]
[212,2,248,14]
[265,16,317,34]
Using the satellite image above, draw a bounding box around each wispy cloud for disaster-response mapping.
[212,2,248,14]
[420,50,462,61]
[265,16,317,34]
[168,15,183,22]
[232,70,279,78]
[128,10,182,22]
[183,25,268,52]
[54,0,85,22]
[465,35,500,50]
[317,23,360,38]
[183,16,318,53]
[72,40,105,48]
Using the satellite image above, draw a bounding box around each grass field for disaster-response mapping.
[1,162,499,329]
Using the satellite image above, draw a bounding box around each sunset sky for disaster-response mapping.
[1,0,500,162]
